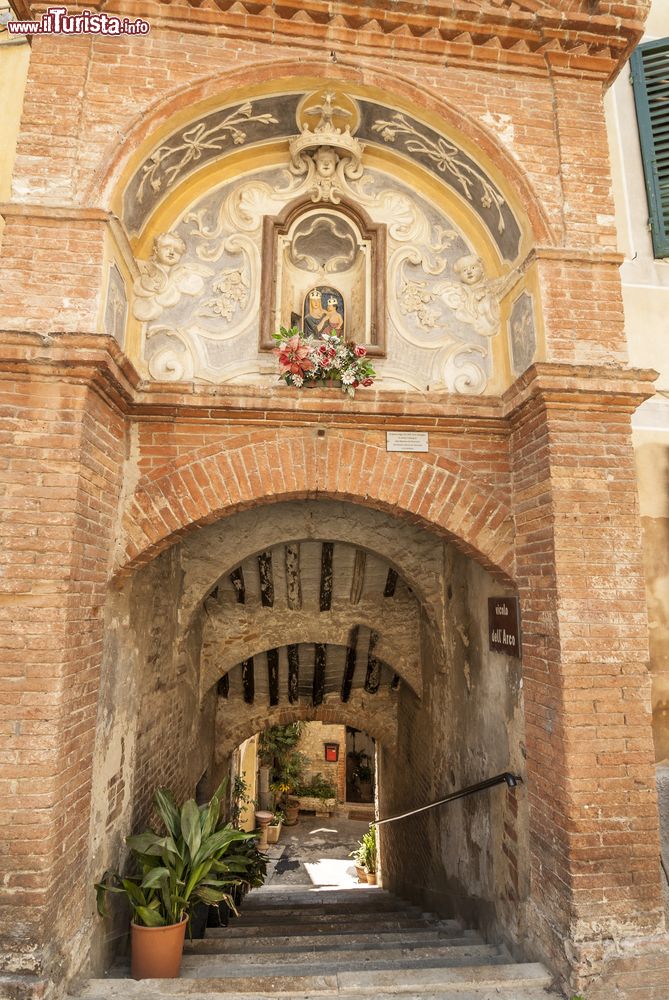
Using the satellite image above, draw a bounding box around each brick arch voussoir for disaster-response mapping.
[118,434,515,583]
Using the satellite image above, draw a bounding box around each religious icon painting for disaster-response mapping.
[303,286,345,340]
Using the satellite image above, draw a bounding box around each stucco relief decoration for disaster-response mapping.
[135,102,279,205]
[132,221,259,382]
[372,113,507,236]
[132,88,518,392]
[355,171,511,392]
[133,233,209,322]
[288,91,365,205]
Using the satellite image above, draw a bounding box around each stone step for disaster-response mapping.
[233,908,425,924]
[210,915,439,938]
[79,990,555,1000]
[242,887,389,907]
[80,993,554,1000]
[244,889,385,902]
[177,943,502,974]
[183,930,481,955]
[232,907,423,926]
[80,962,553,996]
[237,900,419,917]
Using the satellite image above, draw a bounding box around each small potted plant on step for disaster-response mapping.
[95,779,257,979]
[361,823,377,884]
[348,841,367,882]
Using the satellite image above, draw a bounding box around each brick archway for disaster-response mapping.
[217,700,399,757]
[118,431,514,581]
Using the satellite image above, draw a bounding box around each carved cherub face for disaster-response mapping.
[314,147,337,178]
[154,233,186,267]
[454,254,485,286]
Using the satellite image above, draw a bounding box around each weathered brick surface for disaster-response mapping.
[0,373,125,984]
[118,428,515,581]
[1,1,667,997]
[510,387,666,990]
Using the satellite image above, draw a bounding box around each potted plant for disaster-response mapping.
[348,841,367,883]
[283,793,300,827]
[95,779,257,979]
[261,723,306,827]
[266,808,285,844]
[294,773,337,816]
[360,823,377,884]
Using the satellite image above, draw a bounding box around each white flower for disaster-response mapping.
[291,374,304,387]
[341,371,355,385]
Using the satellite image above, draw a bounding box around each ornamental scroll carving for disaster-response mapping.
[132,88,518,394]
[122,90,522,261]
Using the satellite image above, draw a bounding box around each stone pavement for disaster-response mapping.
[263,814,371,888]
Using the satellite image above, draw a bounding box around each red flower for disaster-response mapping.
[354,346,367,357]
[362,377,373,386]
[274,334,315,377]
[319,345,328,355]
[352,380,359,388]
[328,348,337,358]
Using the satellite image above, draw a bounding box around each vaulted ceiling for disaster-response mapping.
[201,539,423,707]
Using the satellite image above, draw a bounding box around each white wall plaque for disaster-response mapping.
[386,432,429,453]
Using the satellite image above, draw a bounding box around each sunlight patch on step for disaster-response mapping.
[304,857,365,887]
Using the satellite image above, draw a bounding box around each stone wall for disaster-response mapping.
[86,547,218,977]
[379,550,527,952]
[295,722,347,804]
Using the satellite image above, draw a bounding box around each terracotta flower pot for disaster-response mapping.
[284,801,300,826]
[354,864,366,882]
[366,871,377,885]
[131,916,188,979]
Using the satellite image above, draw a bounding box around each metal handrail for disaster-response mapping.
[375,772,522,826]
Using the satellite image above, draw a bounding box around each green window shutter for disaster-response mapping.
[631,38,669,259]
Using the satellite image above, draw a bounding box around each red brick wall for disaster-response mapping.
[0,372,125,988]
[511,386,665,992]
[118,425,515,580]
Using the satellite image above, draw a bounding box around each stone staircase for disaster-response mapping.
[77,885,557,999]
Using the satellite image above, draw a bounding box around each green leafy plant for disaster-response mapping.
[262,724,308,809]
[349,841,366,868]
[95,779,258,928]
[230,774,256,828]
[258,723,303,765]
[296,772,337,801]
[231,836,268,889]
[359,823,377,874]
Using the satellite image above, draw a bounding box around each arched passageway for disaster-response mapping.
[91,498,528,975]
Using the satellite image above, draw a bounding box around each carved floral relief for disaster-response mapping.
[132,89,516,394]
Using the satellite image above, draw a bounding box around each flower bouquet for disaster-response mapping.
[272,326,376,397]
